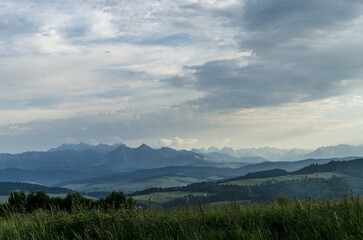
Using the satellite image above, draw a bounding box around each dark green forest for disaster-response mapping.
[0,190,134,215]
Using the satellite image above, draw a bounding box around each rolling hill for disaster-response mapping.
[0,166,116,185]
[55,166,238,193]
[0,182,71,195]
[202,152,267,163]
[234,156,357,175]
[54,156,357,193]
[130,158,363,207]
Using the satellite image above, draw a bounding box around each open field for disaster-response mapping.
[62,176,210,193]
[0,198,361,239]
[132,191,206,203]
[221,172,340,186]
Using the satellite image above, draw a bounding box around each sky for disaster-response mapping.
[1,0,363,153]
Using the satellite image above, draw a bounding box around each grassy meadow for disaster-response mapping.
[132,191,206,203]
[221,172,340,186]
[62,176,204,193]
[0,197,361,240]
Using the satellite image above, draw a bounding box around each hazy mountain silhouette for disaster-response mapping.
[101,144,206,169]
[0,143,362,193]
[303,144,363,159]
[198,146,312,161]
[0,143,206,170]
[48,142,122,154]
[198,144,363,161]
[0,150,104,169]
[201,151,267,163]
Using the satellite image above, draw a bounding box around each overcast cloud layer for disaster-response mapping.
[1,0,363,153]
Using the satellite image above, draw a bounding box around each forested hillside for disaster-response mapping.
[131,159,363,207]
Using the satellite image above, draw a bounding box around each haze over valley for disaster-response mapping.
[0,142,361,194]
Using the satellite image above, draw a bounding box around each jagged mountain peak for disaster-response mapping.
[137,143,152,150]
[48,142,93,152]
[303,144,363,159]
[48,142,123,154]
[102,144,206,169]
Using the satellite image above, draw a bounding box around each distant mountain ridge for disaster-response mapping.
[100,144,206,169]
[201,152,267,164]
[198,144,363,161]
[44,142,363,163]
[0,143,207,171]
[0,150,104,169]
[304,144,363,159]
[197,146,312,161]
[1,142,362,172]
[48,142,122,154]
[0,142,363,194]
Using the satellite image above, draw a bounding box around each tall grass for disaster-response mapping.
[0,197,361,240]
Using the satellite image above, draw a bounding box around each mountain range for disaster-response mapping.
[197,144,363,161]
[0,143,206,170]
[304,144,363,159]
[196,146,312,161]
[48,143,122,154]
[0,142,362,194]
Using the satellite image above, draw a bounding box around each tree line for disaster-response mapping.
[1,190,134,215]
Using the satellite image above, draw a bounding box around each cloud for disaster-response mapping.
[0,0,241,112]
[1,0,363,152]
[1,94,363,153]
[164,0,363,111]
[0,106,211,152]
[55,137,77,145]
[240,0,362,45]
[160,137,199,149]
[349,95,363,106]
